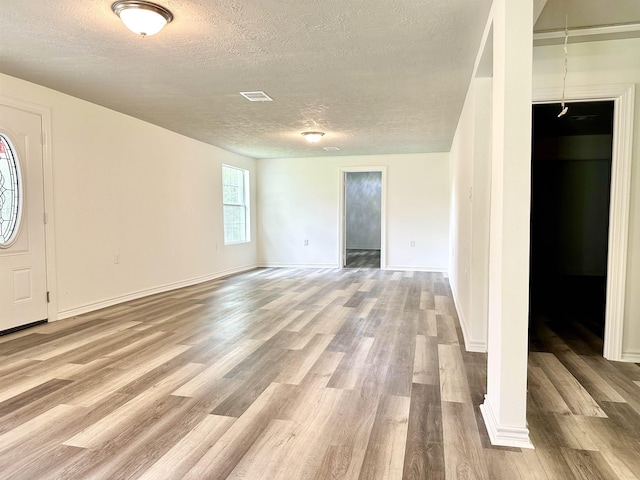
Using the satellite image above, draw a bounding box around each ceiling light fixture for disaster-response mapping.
[111,1,173,37]
[301,131,325,143]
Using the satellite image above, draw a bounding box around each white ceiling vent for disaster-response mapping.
[239,91,273,102]
[323,146,340,151]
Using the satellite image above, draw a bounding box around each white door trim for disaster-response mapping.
[338,166,387,270]
[0,95,58,322]
[532,84,635,361]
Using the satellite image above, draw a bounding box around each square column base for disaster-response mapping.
[480,396,534,449]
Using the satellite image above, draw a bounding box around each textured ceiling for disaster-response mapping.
[0,0,493,159]
[2,1,635,159]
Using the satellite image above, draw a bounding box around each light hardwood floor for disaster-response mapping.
[1,268,639,479]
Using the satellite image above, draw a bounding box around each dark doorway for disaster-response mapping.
[529,101,614,346]
[345,171,382,269]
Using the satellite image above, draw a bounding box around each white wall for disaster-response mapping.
[0,73,257,319]
[450,37,640,359]
[533,38,640,359]
[346,171,382,250]
[257,153,449,270]
[450,83,475,335]
[449,77,492,352]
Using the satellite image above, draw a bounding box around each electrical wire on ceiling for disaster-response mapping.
[558,14,569,118]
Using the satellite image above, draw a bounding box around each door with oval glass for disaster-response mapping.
[0,104,48,333]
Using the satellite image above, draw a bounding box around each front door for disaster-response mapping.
[0,104,48,333]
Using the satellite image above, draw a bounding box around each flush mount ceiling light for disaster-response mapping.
[301,131,325,143]
[111,1,173,37]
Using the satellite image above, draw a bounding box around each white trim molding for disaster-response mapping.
[533,84,635,362]
[480,396,534,449]
[621,351,640,363]
[533,23,640,46]
[0,95,58,322]
[257,263,338,269]
[58,265,258,319]
[450,282,488,353]
[385,265,447,273]
[465,338,488,354]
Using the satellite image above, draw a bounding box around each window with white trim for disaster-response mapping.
[222,165,250,244]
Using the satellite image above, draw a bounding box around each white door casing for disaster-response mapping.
[0,104,48,332]
[533,84,636,361]
[338,166,387,269]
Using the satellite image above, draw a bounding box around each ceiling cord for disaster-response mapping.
[558,14,569,118]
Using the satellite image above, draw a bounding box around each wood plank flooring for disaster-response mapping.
[1,268,639,479]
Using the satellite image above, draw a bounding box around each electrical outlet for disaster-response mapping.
[114,253,120,264]
[410,240,415,247]
[304,239,309,246]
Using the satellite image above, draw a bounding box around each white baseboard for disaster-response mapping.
[257,263,447,273]
[57,264,258,320]
[450,283,487,353]
[621,351,640,363]
[480,396,534,449]
[385,265,448,272]
[257,263,339,269]
[465,338,488,353]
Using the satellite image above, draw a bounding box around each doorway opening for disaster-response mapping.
[339,168,386,269]
[345,171,381,268]
[529,100,614,354]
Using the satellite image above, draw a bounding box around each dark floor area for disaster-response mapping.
[345,249,380,268]
[530,274,607,341]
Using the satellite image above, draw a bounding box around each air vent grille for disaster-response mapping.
[323,146,340,151]
[240,91,273,102]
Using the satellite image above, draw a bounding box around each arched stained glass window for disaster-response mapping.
[0,134,22,247]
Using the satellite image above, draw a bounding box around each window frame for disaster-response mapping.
[0,133,24,248]
[222,164,250,245]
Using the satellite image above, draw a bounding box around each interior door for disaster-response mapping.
[0,104,48,333]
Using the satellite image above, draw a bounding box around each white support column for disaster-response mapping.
[479,0,534,449]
